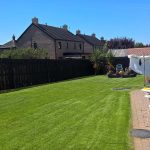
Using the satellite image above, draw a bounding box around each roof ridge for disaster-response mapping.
[79,33,97,38]
[38,23,64,30]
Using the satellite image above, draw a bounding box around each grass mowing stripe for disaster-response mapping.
[0,75,143,150]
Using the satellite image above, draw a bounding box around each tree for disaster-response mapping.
[103,42,109,51]
[90,49,107,75]
[108,37,135,49]
[90,40,115,75]
[106,51,114,65]
[134,42,144,48]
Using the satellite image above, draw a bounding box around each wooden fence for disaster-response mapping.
[0,57,129,91]
[0,59,94,91]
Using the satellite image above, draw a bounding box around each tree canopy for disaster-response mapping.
[108,37,135,49]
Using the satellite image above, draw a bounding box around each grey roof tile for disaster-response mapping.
[77,34,102,46]
[0,40,16,49]
[36,24,83,42]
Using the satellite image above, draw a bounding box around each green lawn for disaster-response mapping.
[0,75,143,150]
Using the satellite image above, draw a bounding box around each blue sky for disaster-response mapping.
[0,0,150,44]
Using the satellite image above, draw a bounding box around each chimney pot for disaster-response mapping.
[12,34,16,47]
[32,17,39,24]
[63,24,68,30]
[92,33,96,37]
[76,29,81,35]
[12,34,15,41]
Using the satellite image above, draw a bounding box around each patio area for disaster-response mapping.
[131,90,150,150]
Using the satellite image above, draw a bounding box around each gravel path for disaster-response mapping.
[131,90,150,150]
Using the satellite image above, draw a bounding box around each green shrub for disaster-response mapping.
[0,48,49,59]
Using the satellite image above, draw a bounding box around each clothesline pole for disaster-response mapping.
[144,54,146,87]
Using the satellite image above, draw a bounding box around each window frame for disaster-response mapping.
[67,42,69,49]
[79,43,82,50]
[33,41,37,49]
[58,42,62,49]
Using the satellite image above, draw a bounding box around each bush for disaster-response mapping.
[0,48,49,59]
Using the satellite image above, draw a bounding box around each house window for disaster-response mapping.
[58,57,63,59]
[58,42,62,49]
[33,41,37,49]
[74,43,76,49]
[67,43,69,49]
[79,43,82,50]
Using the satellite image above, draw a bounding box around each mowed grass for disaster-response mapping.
[0,75,143,150]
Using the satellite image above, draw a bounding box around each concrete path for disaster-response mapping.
[131,90,150,150]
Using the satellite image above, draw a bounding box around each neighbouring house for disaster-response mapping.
[17,18,85,59]
[0,35,16,50]
[0,17,84,59]
[76,30,104,59]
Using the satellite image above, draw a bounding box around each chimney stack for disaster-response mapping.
[62,24,68,31]
[12,34,15,41]
[92,33,96,37]
[12,34,16,47]
[76,29,81,35]
[32,17,39,24]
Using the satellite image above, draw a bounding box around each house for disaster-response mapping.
[76,30,104,59]
[17,18,85,59]
[0,17,106,59]
[1,17,84,59]
[0,35,16,50]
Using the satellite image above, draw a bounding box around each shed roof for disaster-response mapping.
[108,49,128,57]
[127,47,150,56]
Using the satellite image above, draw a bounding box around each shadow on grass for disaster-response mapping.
[0,75,96,94]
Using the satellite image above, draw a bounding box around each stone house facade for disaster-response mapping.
[76,30,104,59]
[0,17,104,59]
[0,35,16,50]
[15,18,84,59]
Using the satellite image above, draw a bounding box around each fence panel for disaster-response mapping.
[0,59,94,91]
[0,57,130,91]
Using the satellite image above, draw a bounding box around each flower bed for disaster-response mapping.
[108,73,137,78]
